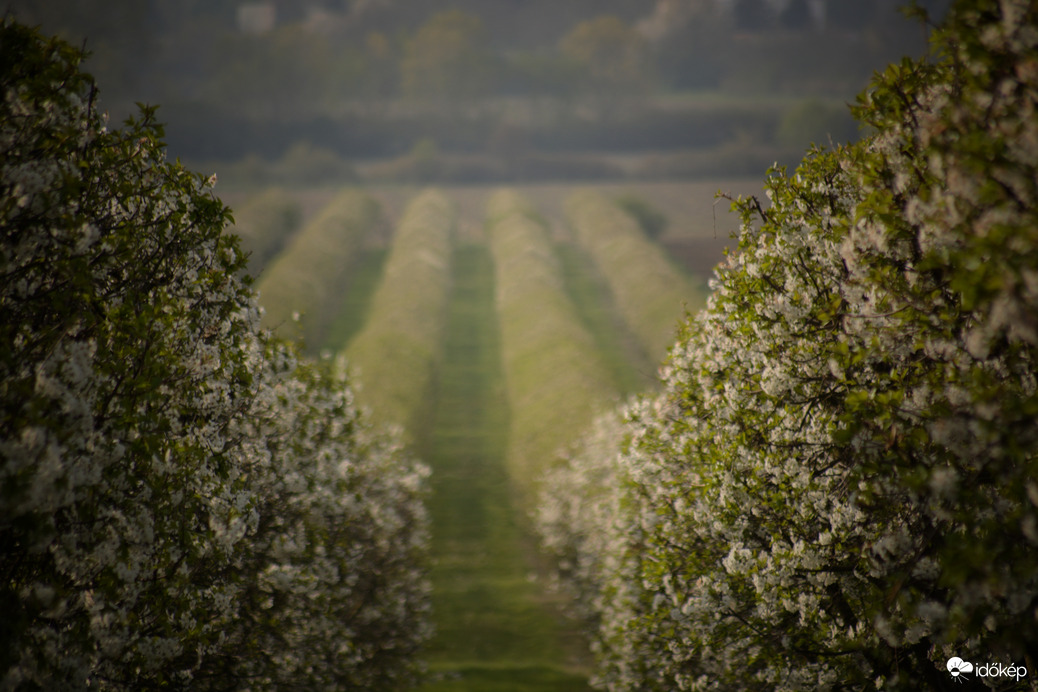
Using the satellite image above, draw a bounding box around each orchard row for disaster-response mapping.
[242,184,703,501]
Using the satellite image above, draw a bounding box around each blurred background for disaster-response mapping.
[7,0,949,187]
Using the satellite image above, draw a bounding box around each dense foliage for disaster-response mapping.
[538,1,1038,689]
[0,21,429,690]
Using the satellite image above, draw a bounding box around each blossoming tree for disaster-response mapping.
[1,20,429,689]
[537,1,1038,689]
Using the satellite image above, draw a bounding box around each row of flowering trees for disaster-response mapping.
[343,189,455,434]
[486,190,618,500]
[537,1,1038,689]
[566,189,704,363]
[1,20,429,690]
[255,188,383,349]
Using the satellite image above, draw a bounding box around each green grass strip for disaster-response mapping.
[418,243,591,692]
[255,188,381,349]
[343,188,455,433]
[566,189,706,362]
[420,664,591,692]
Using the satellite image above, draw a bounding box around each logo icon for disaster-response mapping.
[947,657,974,682]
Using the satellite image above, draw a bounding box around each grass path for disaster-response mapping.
[417,244,591,692]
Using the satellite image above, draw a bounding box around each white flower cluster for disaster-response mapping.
[533,410,651,689]
[1,21,429,690]
[194,349,431,691]
[537,2,1038,689]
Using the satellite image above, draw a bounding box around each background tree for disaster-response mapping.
[778,0,814,30]
[361,30,400,98]
[2,0,154,101]
[400,9,495,99]
[825,0,878,30]
[732,0,775,31]
[638,0,729,90]
[559,15,651,97]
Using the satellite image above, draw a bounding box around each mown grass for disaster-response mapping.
[255,188,381,350]
[566,189,707,362]
[418,243,591,692]
[420,664,591,692]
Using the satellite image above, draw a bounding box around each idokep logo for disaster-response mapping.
[946,657,973,682]
[946,656,1028,683]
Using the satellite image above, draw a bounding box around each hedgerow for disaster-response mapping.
[487,190,617,498]
[344,189,455,433]
[255,187,382,349]
[539,1,1038,689]
[534,410,632,626]
[1,21,428,689]
[565,189,704,362]
[192,346,431,691]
